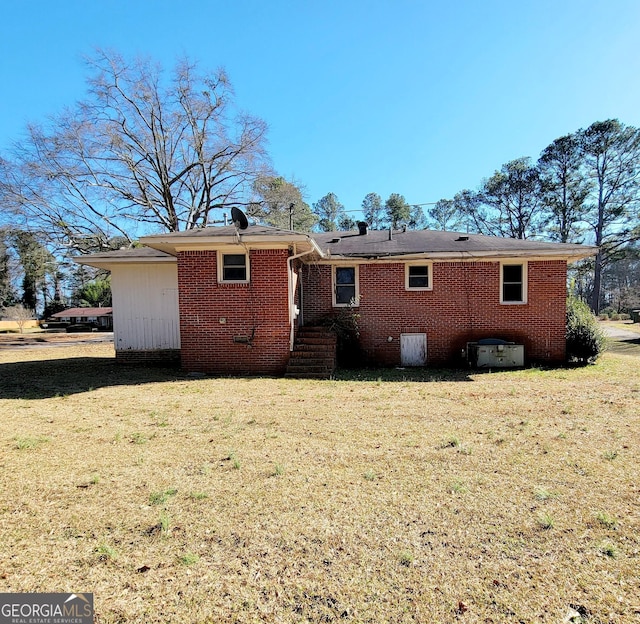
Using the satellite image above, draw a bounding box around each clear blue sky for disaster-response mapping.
[2,0,640,221]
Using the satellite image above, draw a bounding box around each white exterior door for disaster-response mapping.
[400,333,427,366]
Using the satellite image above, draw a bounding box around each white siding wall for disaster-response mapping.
[111,263,180,351]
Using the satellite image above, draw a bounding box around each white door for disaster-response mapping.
[401,333,427,366]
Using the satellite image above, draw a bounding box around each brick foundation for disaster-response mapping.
[116,349,181,366]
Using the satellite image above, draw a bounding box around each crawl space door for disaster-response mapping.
[400,333,427,366]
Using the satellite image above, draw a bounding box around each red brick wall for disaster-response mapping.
[178,249,291,374]
[302,260,567,366]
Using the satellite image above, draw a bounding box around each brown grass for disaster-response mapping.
[1,344,639,623]
[0,330,109,345]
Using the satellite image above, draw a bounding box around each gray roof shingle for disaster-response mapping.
[76,225,597,264]
[311,229,596,259]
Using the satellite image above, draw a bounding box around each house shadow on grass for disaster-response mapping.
[0,357,187,400]
[333,367,482,383]
[1,356,575,400]
[605,336,640,357]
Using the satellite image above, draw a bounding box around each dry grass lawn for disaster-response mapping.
[0,344,639,623]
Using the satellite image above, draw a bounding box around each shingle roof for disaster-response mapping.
[74,246,175,267]
[51,307,113,318]
[138,224,318,255]
[76,247,172,260]
[310,229,597,260]
[142,224,301,239]
[75,225,598,265]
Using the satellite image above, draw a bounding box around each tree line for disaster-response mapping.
[1,50,638,316]
[422,120,640,313]
[0,227,112,318]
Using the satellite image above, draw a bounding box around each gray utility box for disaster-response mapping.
[467,340,524,368]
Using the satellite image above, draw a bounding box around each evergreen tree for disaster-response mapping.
[384,193,411,229]
[248,176,317,232]
[480,157,545,239]
[579,119,640,313]
[361,193,384,229]
[408,205,428,230]
[313,193,347,232]
[74,278,112,308]
[11,231,54,313]
[0,230,16,308]
[538,134,590,243]
[425,199,464,231]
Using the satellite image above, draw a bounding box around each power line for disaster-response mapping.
[341,201,439,214]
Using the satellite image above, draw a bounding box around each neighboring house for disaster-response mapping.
[78,224,597,373]
[50,307,114,330]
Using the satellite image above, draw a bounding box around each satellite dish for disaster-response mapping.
[231,206,249,231]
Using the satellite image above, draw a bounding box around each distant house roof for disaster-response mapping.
[51,307,113,318]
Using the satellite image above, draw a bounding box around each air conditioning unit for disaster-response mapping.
[467,339,524,368]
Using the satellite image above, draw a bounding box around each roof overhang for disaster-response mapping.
[74,254,176,269]
[315,247,597,263]
[139,232,323,257]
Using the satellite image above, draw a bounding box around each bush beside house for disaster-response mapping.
[566,296,606,364]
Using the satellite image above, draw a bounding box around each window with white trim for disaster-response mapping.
[501,262,527,303]
[333,265,359,306]
[219,252,249,283]
[405,263,432,290]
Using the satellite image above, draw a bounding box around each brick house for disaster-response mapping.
[79,224,596,374]
[50,307,113,330]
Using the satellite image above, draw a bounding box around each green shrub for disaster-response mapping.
[566,296,606,364]
[608,312,630,321]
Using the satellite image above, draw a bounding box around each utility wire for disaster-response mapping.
[341,201,439,214]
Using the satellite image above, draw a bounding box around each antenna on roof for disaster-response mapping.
[231,206,249,231]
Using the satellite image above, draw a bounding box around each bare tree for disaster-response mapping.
[0,50,270,251]
[3,304,34,334]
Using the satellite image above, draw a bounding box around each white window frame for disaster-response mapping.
[332,265,359,307]
[217,251,250,284]
[405,262,433,291]
[500,261,527,304]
